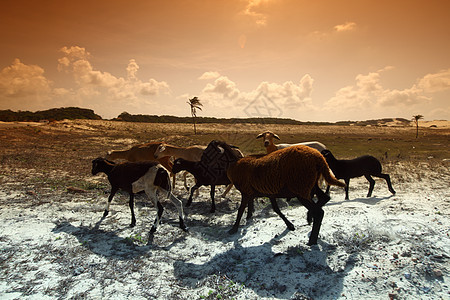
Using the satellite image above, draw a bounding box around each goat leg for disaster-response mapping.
[187,183,201,207]
[270,198,294,231]
[128,193,136,227]
[246,198,255,220]
[299,198,324,245]
[167,192,188,232]
[307,185,331,224]
[104,187,118,218]
[209,185,216,213]
[229,195,250,234]
[221,183,233,197]
[150,201,164,233]
[344,178,350,200]
[365,175,375,197]
[379,173,396,195]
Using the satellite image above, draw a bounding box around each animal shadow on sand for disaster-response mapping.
[173,229,357,299]
[326,194,395,207]
[51,217,187,260]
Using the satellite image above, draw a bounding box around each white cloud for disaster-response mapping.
[417,68,450,93]
[0,59,53,111]
[0,46,171,116]
[198,71,220,80]
[199,72,315,118]
[57,46,170,102]
[127,59,139,80]
[253,74,314,110]
[334,22,357,32]
[243,0,271,27]
[324,68,433,119]
[0,59,52,98]
[202,75,240,99]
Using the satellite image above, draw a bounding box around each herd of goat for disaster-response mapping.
[92,131,396,246]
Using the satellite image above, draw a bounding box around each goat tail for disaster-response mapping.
[320,164,346,187]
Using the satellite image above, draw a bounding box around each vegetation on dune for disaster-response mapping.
[0,107,420,128]
[0,107,101,122]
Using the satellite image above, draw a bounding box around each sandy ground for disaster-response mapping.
[0,158,449,299]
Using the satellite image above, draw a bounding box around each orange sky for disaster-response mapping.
[0,0,449,121]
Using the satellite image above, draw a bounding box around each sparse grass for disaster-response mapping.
[198,274,245,300]
[0,119,448,197]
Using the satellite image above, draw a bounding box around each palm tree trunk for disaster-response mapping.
[416,122,419,138]
[191,109,197,134]
[193,115,197,134]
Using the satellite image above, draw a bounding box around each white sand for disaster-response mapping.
[0,162,449,299]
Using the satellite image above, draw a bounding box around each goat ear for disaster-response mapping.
[217,146,225,154]
[256,133,264,139]
[273,134,280,140]
[159,145,166,152]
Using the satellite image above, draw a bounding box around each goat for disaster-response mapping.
[154,142,236,197]
[256,131,327,154]
[154,142,206,161]
[91,157,187,233]
[106,142,175,186]
[210,141,345,245]
[154,143,205,192]
[256,130,328,198]
[171,142,244,213]
[321,149,396,200]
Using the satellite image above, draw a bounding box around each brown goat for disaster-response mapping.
[106,142,175,185]
[212,141,345,245]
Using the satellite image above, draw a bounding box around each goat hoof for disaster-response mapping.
[181,226,189,232]
[150,226,157,233]
[228,227,238,235]
[103,210,109,217]
[307,240,318,246]
[129,223,136,228]
[287,223,295,231]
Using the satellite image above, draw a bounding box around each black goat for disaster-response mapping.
[91,157,187,232]
[171,141,243,213]
[321,150,396,200]
[172,158,231,213]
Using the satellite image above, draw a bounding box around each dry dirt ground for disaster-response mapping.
[0,120,449,300]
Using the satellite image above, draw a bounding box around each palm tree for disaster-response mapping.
[412,114,424,138]
[187,97,203,134]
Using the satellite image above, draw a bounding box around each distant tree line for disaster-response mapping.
[0,107,414,127]
[0,107,102,122]
[114,111,322,125]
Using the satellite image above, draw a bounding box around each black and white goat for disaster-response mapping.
[321,150,396,200]
[91,157,187,232]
